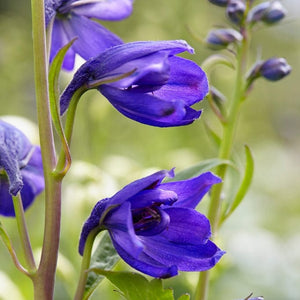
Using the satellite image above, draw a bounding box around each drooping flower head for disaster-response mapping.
[79,169,225,278]
[0,120,44,216]
[45,0,134,70]
[60,40,209,127]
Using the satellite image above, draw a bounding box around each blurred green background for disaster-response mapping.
[0,0,299,299]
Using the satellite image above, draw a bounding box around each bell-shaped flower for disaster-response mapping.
[45,0,134,70]
[79,169,225,278]
[60,40,209,127]
[0,120,44,216]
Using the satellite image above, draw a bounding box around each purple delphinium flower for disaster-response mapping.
[79,169,225,278]
[60,40,209,127]
[0,120,44,216]
[45,0,133,70]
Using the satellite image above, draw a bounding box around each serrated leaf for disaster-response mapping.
[177,294,190,300]
[83,232,120,300]
[90,270,174,300]
[48,39,76,176]
[221,145,254,223]
[166,159,233,182]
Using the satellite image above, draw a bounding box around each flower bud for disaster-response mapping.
[205,28,243,50]
[208,0,228,7]
[247,57,291,83]
[226,0,246,25]
[247,1,286,25]
[261,1,287,24]
[247,2,271,23]
[260,57,291,81]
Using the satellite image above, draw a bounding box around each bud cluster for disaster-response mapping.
[208,0,286,27]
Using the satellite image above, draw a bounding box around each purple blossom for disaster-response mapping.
[45,0,133,70]
[79,169,224,278]
[0,121,44,217]
[60,40,209,127]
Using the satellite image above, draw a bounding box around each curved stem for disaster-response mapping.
[195,27,250,300]
[0,221,30,276]
[12,194,36,273]
[55,87,85,174]
[74,228,100,300]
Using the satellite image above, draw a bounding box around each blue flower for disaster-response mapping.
[45,0,133,70]
[0,120,44,216]
[60,40,209,127]
[79,169,224,278]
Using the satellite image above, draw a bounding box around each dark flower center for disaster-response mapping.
[132,206,169,236]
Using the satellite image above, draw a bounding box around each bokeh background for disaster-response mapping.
[0,0,299,299]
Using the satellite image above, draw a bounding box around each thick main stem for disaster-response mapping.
[195,30,249,300]
[31,0,61,299]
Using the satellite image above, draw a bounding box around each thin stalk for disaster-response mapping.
[0,221,30,276]
[74,228,100,300]
[12,194,36,273]
[31,0,62,299]
[55,87,85,173]
[195,28,250,300]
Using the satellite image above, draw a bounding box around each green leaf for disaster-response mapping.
[90,270,174,300]
[83,232,120,300]
[166,158,234,182]
[48,39,76,177]
[221,145,254,223]
[177,294,190,300]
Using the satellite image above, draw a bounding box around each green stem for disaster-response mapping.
[31,0,62,299]
[74,228,101,300]
[12,194,36,273]
[195,28,250,300]
[55,87,85,173]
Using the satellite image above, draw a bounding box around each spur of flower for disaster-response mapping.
[60,40,209,127]
[79,169,225,278]
[45,0,133,70]
[0,120,44,216]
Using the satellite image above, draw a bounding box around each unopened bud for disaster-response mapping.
[248,1,286,25]
[226,0,246,25]
[260,57,291,81]
[205,28,243,50]
[208,0,228,7]
[247,57,291,83]
[247,2,271,23]
[262,1,287,24]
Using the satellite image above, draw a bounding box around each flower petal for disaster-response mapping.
[99,85,197,127]
[129,188,178,209]
[153,56,209,105]
[20,146,45,198]
[0,176,15,216]
[163,207,212,244]
[111,237,178,278]
[50,19,76,71]
[71,0,133,21]
[79,198,110,255]
[141,236,225,272]
[106,51,171,90]
[62,13,122,61]
[160,172,221,209]
[0,121,32,195]
[109,169,174,207]
[105,202,143,257]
